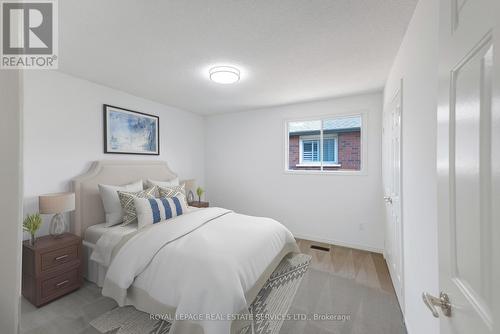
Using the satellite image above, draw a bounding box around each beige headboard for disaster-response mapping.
[71,160,178,236]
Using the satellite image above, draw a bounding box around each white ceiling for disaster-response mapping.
[59,0,417,115]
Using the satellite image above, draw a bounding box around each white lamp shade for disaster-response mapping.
[39,192,75,214]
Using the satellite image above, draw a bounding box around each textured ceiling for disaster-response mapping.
[59,0,417,114]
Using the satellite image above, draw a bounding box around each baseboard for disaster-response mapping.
[293,233,384,254]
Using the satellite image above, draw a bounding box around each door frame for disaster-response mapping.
[384,79,405,313]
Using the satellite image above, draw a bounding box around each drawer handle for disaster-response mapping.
[55,255,68,261]
[56,280,69,288]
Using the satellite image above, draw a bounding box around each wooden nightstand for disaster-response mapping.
[22,233,83,307]
[188,201,209,208]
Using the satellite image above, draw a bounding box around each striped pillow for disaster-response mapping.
[118,187,156,226]
[134,195,188,229]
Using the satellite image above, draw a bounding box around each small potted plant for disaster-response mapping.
[196,187,205,203]
[23,213,43,246]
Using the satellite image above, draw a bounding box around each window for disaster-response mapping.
[299,134,338,164]
[301,137,320,163]
[287,115,362,172]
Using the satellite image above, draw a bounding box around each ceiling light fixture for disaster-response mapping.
[209,66,240,84]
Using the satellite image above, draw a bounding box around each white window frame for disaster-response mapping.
[298,134,338,166]
[284,112,368,175]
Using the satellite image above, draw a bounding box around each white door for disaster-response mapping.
[431,0,500,333]
[383,84,404,310]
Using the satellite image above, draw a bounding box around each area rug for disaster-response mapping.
[90,253,311,334]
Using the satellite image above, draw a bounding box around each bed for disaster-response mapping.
[82,223,137,285]
[71,160,298,334]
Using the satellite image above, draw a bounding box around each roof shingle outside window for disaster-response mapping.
[288,116,361,134]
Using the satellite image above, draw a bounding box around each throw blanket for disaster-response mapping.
[102,207,298,334]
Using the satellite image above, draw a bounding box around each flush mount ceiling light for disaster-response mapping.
[209,66,240,84]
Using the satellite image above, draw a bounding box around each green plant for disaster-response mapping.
[23,213,43,245]
[196,187,205,202]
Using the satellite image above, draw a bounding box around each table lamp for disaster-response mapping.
[39,192,76,238]
[183,179,196,202]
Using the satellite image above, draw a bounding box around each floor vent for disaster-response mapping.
[310,245,330,252]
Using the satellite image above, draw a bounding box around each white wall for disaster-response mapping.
[383,0,440,333]
[205,92,385,252]
[0,71,23,333]
[23,71,205,237]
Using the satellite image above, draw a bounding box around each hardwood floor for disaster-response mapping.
[20,239,406,334]
[280,239,406,334]
[296,239,395,294]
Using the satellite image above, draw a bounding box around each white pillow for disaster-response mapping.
[134,195,188,229]
[145,178,180,189]
[98,180,143,227]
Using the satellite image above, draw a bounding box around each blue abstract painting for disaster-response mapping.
[104,105,159,155]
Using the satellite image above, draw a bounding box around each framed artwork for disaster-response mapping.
[103,104,160,155]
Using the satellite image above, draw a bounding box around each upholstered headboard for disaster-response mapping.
[71,160,177,236]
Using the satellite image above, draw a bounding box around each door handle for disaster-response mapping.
[384,196,393,204]
[422,292,451,317]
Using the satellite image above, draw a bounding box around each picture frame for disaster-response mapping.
[103,104,160,155]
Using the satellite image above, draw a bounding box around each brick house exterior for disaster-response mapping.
[288,136,300,168]
[288,129,361,171]
[337,131,361,170]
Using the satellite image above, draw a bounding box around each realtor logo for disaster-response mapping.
[1,0,58,69]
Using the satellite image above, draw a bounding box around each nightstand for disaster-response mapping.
[188,201,209,208]
[22,233,83,307]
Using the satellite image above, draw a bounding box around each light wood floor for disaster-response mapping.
[280,239,405,334]
[296,239,395,294]
[21,239,406,334]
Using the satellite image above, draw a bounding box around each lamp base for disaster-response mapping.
[49,213,67,238]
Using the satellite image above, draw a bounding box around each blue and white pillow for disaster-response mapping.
[134,195,188,229]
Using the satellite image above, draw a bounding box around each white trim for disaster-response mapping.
[293,232,384,254]
[398,79,405,315]
[284,111,369,175]
[383,79,405,314]
[296,163,341,168]
[284,169,363,176]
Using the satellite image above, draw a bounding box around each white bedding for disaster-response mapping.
[101,207,298,334]
[89,207,200,267]
[85,222,137,245]
[88,223,138,267]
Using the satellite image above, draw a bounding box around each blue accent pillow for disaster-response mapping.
[134,195,188,229]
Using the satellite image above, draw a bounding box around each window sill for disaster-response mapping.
[296,163,341,167]
[284,169,367,176]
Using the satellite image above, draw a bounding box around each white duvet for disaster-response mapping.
[89,224,137,268]
[101,207,298,334]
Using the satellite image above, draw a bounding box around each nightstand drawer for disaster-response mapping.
[22,233,82,307]
[41,244,79,272]
[41,268,80,300]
